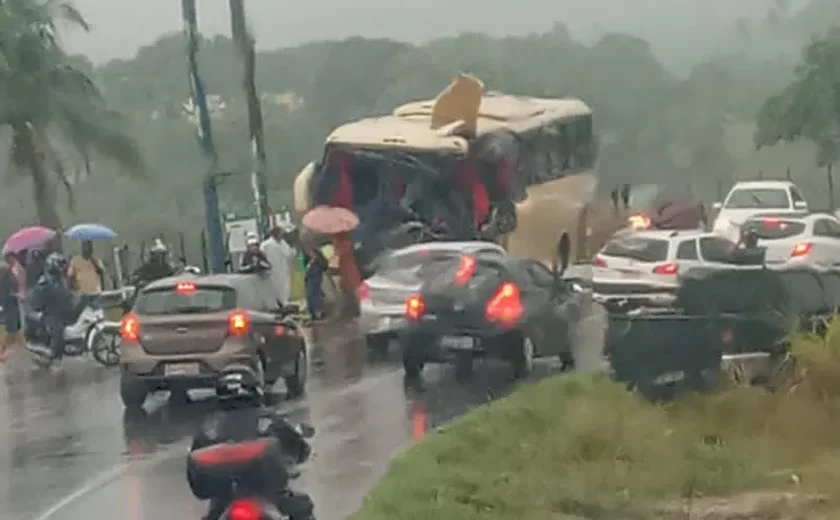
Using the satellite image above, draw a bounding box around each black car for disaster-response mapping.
[397,244,585,381]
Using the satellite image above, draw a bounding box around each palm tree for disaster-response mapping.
[0,0,143,228]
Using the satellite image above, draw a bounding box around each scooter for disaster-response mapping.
[187,424,316,520]
[25,300,118,367]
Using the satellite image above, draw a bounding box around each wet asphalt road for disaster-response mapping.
[0,302,606,520]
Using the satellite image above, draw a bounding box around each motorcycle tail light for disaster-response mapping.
[228,498,262,520]
[227,310,250,337]
[405,295,425,321]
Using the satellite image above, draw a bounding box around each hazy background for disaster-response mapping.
[66,0,809,72]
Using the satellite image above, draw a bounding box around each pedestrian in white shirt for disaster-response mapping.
[261,226,294,305]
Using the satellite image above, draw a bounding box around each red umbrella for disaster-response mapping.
[302,206,362,295]
[2,226,56,255]
[302,205,359,235]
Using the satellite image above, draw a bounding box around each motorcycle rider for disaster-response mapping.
[188,365,314,520]
[131,239,176,287]
[28,253,76,367]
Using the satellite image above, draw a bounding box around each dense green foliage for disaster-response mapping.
[0,1,836,260]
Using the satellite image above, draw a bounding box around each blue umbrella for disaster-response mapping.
[65,223,118,240]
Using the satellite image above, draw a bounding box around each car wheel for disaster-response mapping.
[454,351,474,381]
[401,334,426,381]
[284,347,308,399]
[120,373,149,409]
[509,332,535,379]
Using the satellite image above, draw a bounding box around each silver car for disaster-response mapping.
[743,213,840,268]
[592,229,737,310]
[357,241,507,353]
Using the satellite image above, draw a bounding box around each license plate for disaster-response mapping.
[164,363,200,376]
[620,270,640,278]
[441,336,475,350]
[378,317,392,330]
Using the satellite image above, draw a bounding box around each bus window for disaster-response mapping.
[572,115,595,168]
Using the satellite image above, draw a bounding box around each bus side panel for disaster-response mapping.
[505,171,597,268]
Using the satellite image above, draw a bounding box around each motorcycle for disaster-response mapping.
[187,424,316,520]
[25,297,120,367]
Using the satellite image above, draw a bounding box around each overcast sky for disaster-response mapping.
[64,0,797,64]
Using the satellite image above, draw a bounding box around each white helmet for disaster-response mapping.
[149,238,168,254]
[245,233,259,247]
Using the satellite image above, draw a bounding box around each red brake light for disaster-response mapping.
[652,262,678,275]
[120,313,140,343]
[175,281,196,293]
[485,282,523,328]
[791,242,812,258]
[356,282,370,301]
[405,295,425,321]
[191,439,272,467]
[454,255,476,286]
[228,310,250,337]
[228,498,262,520]
[593,255,607,267]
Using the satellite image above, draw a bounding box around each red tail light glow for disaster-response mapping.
[761,217,781,228]
[593,255,607,267]
[791,242,812,258]
[454,255,477,286]
[273,325,286,336]
[227,310,250,337]
[120,313,140,343]
[175,281,196,293]
[191,439,272,467]
[356,282,370,301]
[228,498,263,520]
[652,262,678,275]
[405,295,425,321]
[485,282,523,328]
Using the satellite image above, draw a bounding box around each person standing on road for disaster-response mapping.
[302,243,328,321]
[0,252,27,362]
[261,226,295,305]
[68,240,104,296]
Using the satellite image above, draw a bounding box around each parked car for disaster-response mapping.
[742,213,840,268]
[118,274,307,409]
[711,180,809,240]
[592,230,738,311]
[381,242,585,381]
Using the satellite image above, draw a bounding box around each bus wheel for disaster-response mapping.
[553,234,571,277]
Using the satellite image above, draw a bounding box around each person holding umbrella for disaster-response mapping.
[68,240,105,296]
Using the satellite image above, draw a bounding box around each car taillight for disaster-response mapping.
[175,281,196,293]
[652,262,678,275]
[485,282,523,328]
[228,498,262,520]
[120,313,140,343]
[454,255,476,286]
[228,310,250,337]
[405,295,425,321]
[356,282,370,301]
[791,242,812,258]
[761,217,781,228]
[593,255,607,267]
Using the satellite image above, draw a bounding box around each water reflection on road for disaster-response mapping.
[0,306,605,520]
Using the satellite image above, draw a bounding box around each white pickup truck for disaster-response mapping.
[712,180,809,240]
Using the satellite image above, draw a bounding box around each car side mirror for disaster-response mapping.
[712,202,722,210]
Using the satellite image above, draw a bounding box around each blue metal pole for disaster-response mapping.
[181,0,226,273]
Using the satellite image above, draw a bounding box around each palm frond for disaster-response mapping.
[56,2,89,32]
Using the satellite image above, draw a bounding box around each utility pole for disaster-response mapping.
[181,0,226,273]
[228,0,270,236]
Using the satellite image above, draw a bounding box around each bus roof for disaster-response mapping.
[325,79,592,152]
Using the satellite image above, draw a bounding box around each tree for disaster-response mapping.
[0,0,143,228]
[755,27,840,194]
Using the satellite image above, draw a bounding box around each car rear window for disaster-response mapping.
[379,248,501,278]
[134,285,237,315]
[724,188,789,209]
[742,218,806,240]
[601,236,669,262]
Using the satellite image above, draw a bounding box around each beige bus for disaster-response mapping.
[294,74,608,272]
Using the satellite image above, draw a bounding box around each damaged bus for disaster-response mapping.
[294,74,606,274]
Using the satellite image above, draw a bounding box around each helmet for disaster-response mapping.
[149,238,168,255]
[245,233,260,247]
[183,265,201,275]
[215,364,263,404]
[44,252,67,276]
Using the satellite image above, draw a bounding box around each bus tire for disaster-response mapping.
[553,234,571,277]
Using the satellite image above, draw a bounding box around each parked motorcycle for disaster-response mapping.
[25,298,120,367]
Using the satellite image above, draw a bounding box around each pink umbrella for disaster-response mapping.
[2,226,56,255]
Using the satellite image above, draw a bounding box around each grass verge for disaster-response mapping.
[350,326,840,520]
